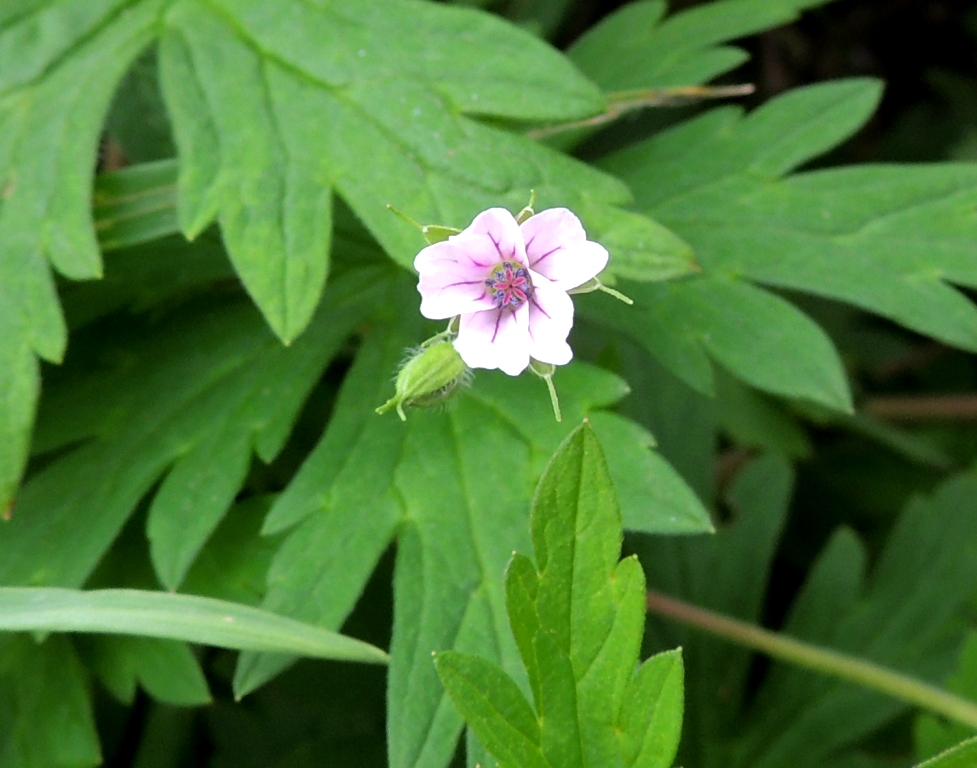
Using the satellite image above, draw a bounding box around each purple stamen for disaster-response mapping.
[485,261,534,310]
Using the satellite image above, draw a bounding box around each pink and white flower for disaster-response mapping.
[413,207,608,376]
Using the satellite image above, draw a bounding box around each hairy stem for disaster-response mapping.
[646,589,977,730]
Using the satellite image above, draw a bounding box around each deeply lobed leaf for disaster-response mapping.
[0,0,163,511]
[437,424,684,768]
[569,0,833,90]
[0,269,386,592]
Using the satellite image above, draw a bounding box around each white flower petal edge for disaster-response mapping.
[415,239,495,319]
[467,208,528,267]
[521,208,608,291]
[526,272,573,366]
[455,306,531,376]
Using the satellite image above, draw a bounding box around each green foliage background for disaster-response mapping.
[1,0,977,766]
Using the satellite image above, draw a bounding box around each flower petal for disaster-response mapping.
[521,208,608,290]
[415,240,495,318]
[454,306,531,376]
[526,272,573,366]
[414,208,528,319]
[466,208,528,267]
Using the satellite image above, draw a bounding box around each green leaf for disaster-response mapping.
[159,0,334,341]
[601,81,977,355]
[585,273,853,411]
[437,424,684,768]
[94,159,179,252]
[0,269,385,592]
[237,293,698,768]
[157,0,621,342]
[914,738,977,768]
[106,46,176,163]
[731,474,977,768]
[433,651,550,768]
[79,635,211,707]
[639,455,794,768]
[714,369,812,458]
[528,424,642,768]
[0,587,388,664]
[0,635,101,768]
[605,79,882,195]
[619,650,685,768]
[0,0,164,512]
[1,0,628,518]
[569,0,832,90]
[577,201,698,283]
[915,632,977,760]
[589,411,714,534]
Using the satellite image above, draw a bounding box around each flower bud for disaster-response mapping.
[376,341,470,421]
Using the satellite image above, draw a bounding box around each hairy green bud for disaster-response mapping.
[376,341,470,421]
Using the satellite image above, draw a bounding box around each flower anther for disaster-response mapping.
[486,262,533,309]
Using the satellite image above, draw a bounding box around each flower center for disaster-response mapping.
[486,261,533,310]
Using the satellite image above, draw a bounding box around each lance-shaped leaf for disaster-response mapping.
[0,587,388,665]
[433,651,550,768]
[584,271,853,411]
[436,424,684,768]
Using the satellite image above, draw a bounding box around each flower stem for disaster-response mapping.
[526,84,755,140]
[864,394,977,422]
[543,374,562,423]
[645,589,977,730]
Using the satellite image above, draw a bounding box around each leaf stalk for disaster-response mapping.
[527,83,755,140]
[646,588,977,731]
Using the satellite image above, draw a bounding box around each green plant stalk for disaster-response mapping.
[646,589,977,730]
[526,84,755,140]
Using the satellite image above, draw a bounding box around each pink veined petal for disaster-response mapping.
[526,272,573,366]
[467,208,529,268]
[454,306,531,376]
[521,208,608,290]
[415,239,496,319]
[414,208,529,319]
